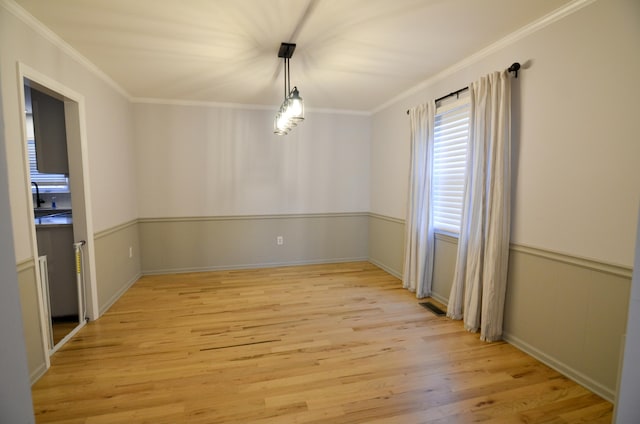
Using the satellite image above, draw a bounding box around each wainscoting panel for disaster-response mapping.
[16,259,47,383]
[367,214,455,303]
[504,247,631,401]
[366,213,631,401]
[94,220,141,315]
[368,213,404,278]
[431,233,458,305]
[139,213,369,274]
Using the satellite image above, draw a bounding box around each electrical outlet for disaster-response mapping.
[276,236,284,246]
[129,246,133,258]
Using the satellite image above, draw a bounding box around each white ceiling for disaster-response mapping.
[15,0,573,112]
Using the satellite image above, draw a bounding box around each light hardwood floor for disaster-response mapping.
[31,262,613,423]
[52,320,80,346]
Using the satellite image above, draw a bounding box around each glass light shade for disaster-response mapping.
[284,99,298,127]
[273,112,288,135]
[288,87,304,122]
[281,102,294,127]
[274,87,304,136]
[274,109,292,134]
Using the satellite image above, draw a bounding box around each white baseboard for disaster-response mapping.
[368,258,402,279]
[503,332,615,402]
[141,257,370,276]
[429,291,449,307]
[30,362,47,385]
[98,272,141,316]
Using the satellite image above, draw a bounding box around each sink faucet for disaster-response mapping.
[32,182,45,208]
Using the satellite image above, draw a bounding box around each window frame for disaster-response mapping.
[432,95,470,236]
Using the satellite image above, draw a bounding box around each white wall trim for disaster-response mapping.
[29,362,47,386]
[0,0,370,117]
[511,243,632,279]
[139,212,369,223]
[371,0,598,114]
[429,233,632,279]
[368,258,402,280]
[94,219,137,240]
[16,257,34,273]
[133,97,371,116]
[369,213,631,280]
[19,62,101,322]
[304,107,371,116]
[142,257,369,276]
[368,212,405,225]
[1,0,131,101]
[98,272,141,316]
[503,332,615,403]
[1,0,597,116]
[132,97,276,111]
[429,292,449,307]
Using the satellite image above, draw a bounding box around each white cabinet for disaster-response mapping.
[30,87,69,174]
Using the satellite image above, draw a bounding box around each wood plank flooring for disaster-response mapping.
[52,320,80,346]
[31,262,613,423]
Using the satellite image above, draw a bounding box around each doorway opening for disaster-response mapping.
[25,84,81,349]
[19,64,99,361]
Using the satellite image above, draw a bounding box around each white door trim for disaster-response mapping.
[17,63,99,367]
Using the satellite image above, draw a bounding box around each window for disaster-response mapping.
[26,114,69,192]
[432,98,470,234]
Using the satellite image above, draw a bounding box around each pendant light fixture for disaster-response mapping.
[274,42,304,135]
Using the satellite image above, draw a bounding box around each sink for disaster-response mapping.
[44,211,72,218]
[34,210,73,226]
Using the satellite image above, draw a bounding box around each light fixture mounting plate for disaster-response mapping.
[278,42,296,59]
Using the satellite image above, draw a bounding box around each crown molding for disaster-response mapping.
[132,97,277,111]
[0,0,132,101]
[371,0,597,114]
[1,0,369,116]
[2,0,594,116]
[306,107,371,116]
[132,97,371,116]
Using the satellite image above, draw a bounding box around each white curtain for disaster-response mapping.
[446,71,511,342]
[403,102,435,298]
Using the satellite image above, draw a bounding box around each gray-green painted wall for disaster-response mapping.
[139,214,369,274]
[94,220,141,315]
[16,261,46,383]
[368,214,404,279]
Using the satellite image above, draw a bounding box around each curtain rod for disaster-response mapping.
[406,62,521,115]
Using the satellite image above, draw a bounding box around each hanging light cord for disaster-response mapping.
[274,42,305,135]
[287,58,291,98]
[283,57,288,100]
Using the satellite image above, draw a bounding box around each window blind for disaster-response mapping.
[28,140,69,190]
[433,99,470,234]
